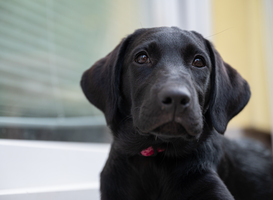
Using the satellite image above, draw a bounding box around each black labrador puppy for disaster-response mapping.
[81,27,273,200]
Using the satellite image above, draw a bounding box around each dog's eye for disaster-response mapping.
[192,57,206,68]
[135,54,150,64]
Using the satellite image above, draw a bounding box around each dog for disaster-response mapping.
[81,27,273,200]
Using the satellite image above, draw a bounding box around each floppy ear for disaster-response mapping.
[206,40,251,134]
[80,36,133,125]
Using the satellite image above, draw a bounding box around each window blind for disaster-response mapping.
[0,0,112,118]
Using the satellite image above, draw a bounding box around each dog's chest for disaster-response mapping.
[128,156,179,200]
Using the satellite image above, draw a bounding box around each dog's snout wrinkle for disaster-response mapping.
[158,86,191,113]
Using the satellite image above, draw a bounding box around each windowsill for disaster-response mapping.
[0,139,110,200]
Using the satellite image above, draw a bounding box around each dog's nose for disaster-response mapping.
[158,87,191,112]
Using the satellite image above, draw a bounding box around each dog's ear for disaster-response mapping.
[80,35,133,125]
[205,40,251,134]
[81,29,146,126]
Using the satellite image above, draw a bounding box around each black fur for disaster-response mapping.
[81,27,273,200]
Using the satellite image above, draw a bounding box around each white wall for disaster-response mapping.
[263,0,273,152]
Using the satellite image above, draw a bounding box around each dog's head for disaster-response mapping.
[81,27,250,141]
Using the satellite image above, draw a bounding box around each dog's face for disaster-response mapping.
[121,29,211,139]
[81,27,250,143]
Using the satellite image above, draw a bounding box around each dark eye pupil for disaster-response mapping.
[193,58,205,67]
[136,54,149,64]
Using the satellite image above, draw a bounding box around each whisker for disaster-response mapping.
[118,114,132,126]
[205,27,234,39]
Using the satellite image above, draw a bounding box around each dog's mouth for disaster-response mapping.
[150,121,189,138]
[137,114,203,140]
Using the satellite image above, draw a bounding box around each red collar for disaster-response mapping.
[140,146,165,156]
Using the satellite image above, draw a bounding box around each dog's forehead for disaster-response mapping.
[131,27,205,52]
